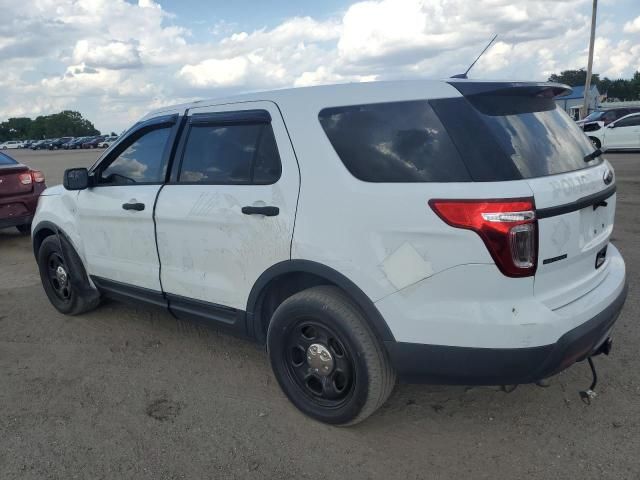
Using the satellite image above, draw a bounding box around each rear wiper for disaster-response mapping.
[584,148,602,163]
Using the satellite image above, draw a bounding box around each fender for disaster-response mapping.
[32,221,99,301]
[246,259,395,344]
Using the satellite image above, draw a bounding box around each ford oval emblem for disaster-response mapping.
[603,168,613,185]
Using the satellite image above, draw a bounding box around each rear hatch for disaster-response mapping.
[0,160,33,198]
[436,82,615,308]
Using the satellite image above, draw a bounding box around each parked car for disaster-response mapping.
[63,137,88,150]
[577,107,640,129]
[48,137,74,150]
[82,136,105,149]
[30,140,47,150]
[587,112,640,150]
[32,80,627,425]
[1,140,24,149]
[0,151,46,233]
[22,140,35,149]
[98,136,118,148]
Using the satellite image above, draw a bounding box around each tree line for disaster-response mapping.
[548,69,640,101]
[0,110,101,142]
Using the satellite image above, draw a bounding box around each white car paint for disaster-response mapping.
[1,140,24,149]
[33,79,626,353]
[588,112,640,150]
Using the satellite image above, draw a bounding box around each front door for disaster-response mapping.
[77,116,177,291]
[154,102,300,323]
[603,114,640,149]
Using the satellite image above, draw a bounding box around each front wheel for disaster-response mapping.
[37,236,100,315]
[267,286,396,425]
[589,136,601,149]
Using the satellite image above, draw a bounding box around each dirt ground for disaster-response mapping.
[1,149,639,479]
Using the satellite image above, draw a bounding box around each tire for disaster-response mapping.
[589,136,601,149]
[267,286,396,425]
[16,223,31,235]
[37,236,100,315]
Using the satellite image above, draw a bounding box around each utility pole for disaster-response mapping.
[582,0,598,119]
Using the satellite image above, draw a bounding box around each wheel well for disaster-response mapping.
[32,227,57,257]
[253,271,334,343]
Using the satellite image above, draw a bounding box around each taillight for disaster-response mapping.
[429,198,537,277]
[31,170,45,183]
[18,173,33,185]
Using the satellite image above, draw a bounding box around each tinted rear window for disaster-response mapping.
[0,152,17,165]
[431,96,598,181]
[318,101,471,182]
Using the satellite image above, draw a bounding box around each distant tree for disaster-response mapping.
[548,69,600,87]
[110,131,117,137]
[0,110,100,141]
[548,69,640,101]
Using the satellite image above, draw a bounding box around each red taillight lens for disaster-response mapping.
[31,170,45,183]
[18,173,33,185]
[429,198,538,277]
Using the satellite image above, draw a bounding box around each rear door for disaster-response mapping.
[154,101,299,325]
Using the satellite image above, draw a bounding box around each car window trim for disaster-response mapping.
[169,108,282,186]
[90,114,179,187]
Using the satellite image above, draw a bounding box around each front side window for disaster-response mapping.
[178,121,281,184]
[614,115,640,128]
[98,127,171,185]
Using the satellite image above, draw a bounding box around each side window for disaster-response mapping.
[98,127,171,185]
[614,116,640,128]
[318,100,470,182]
[178,120,281,184]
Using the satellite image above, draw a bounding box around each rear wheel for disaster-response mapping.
[37,236,100,315]
[267,286,395,425]
[589,136,601,149]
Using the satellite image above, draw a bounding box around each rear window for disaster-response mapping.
[318,101,471,182]
[431,96,598,181]
[0,152,17,165]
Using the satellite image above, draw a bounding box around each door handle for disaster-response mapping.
[241,206,279,216]
[122,202,145,211]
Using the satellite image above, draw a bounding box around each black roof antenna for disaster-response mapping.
[451,34,498,79]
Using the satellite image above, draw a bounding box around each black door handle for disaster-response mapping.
[241,206,279,216]
[122,202,145,211]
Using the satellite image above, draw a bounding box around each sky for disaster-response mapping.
[0,0,639,134]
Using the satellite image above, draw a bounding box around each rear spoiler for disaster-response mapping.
[447,81,572,98]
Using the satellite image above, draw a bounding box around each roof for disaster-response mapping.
[142,79,571,121]
[559,84,599,100]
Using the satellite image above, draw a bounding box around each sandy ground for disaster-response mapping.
[1,149,639,479]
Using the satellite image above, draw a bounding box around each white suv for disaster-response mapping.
[1,140,24,149]
[32,80,628,425]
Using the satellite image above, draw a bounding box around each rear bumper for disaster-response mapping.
[0,214,33,229]
[385,281,627,385]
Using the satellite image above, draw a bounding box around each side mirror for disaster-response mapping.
[606,123,615,128]
[63,168,90,190]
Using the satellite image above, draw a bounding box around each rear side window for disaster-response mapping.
[0,152,17,165]
[178,121,281,184]
[318,101,471,182]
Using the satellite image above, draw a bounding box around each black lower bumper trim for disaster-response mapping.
[0,215,33,229]
[385,281,628,385]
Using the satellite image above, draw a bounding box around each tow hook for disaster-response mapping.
[579,337,613,405]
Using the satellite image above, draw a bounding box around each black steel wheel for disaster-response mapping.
[284,319,355,408]
[37,235,100,315]
[267,286,396,425]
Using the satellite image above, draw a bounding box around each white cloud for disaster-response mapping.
[0,0,638,133]
[623,16,640,33]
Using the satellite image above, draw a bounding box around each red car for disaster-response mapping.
[0,151,46,233]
